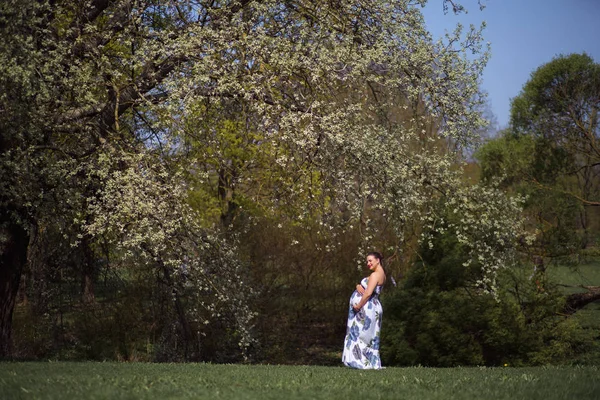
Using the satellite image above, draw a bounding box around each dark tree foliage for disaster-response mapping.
[381,224,591,367]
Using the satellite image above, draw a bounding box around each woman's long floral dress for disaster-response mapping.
[342,276,383,369]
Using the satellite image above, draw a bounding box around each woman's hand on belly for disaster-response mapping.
[356,284,365,295]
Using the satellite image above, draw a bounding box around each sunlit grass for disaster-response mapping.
[1,362,599,400]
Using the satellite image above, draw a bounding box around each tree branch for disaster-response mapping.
[529,177,600,206]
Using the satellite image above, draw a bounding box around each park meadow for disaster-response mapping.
[1,362,599,400]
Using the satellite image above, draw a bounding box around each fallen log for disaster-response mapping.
[563,286,600,314]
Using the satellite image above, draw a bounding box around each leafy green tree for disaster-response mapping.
[476,130,582,258]
[511,53,600,247]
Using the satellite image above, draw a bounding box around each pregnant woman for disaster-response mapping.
[342,251,386,369]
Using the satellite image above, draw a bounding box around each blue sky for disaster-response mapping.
[421,0,600,129]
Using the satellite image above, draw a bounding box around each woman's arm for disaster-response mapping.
[353,271,382,311]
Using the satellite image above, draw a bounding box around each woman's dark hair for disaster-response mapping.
[367,251,383,263]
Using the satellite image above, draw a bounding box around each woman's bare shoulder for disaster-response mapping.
[369,270,385,285]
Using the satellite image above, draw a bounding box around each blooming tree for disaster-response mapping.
[1,0,525,358]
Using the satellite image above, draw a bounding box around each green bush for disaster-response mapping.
[381,228,591,367]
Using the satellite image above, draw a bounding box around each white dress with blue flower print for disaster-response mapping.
[342,276,383,369]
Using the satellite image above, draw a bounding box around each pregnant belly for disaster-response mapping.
[350,291,362,307]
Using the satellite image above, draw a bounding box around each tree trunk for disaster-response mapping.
[81,238,95,304]
[160,263,199,360]
[218,165,237,228]
[143,243,199,360]
[0,221,29,358]
[26,224,50,316]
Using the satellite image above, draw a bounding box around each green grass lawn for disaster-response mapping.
[1,362,599,400]
[548,260,600,293]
